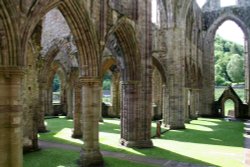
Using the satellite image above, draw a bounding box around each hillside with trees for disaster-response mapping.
[214,35,244,86]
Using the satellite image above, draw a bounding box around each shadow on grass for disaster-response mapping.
[38,117,244,167]
[99,143,214,166]
[161,118,244,148]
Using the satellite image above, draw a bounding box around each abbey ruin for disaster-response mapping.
[0,0,250,166]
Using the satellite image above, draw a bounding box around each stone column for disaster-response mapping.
[50,87,54,115]
[162,84,170,127]
[120,81,153,148]
[190,89,199,120]
[168,73,186,129]
[45,87,53,116]
[66,84,73,119]
[184,88,191,123]
[166,28,186,129]
[79,78,103,166]
[37,82,47,132]
[0,68,24,167]
[72,86,82,138]
[111,72,120,117]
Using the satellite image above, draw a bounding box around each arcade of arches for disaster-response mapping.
[0,0,250,166]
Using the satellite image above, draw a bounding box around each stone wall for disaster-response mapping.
[41,9,71,50]
[152,0,203,128]
[2,1,250,167]
[201,4,250,117]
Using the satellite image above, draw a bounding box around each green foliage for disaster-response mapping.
[214,35,244,86]
[103,73,112,90]
[227,54,244,83]
[52,74,61,92]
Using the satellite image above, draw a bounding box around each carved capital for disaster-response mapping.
[78,77,101,87]
[0,67,26,78]
[120,80,140,85]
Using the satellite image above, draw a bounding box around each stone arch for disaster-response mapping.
[21,0,100,77]
[39,38,70,82]
[101,54,121,118]
[221,98,237,117]
[48,61,67,89]
[215,86,244,118]
[202,13,250,116]
[104,17,152,148]
[101,55,117,78]
[0,1,20,66]
[206,14,249,42]
[152,56,167,84]
[48,62,68,116]
[105,17,141,81]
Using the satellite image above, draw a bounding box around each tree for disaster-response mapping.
[102,72,112,90]
[227,54,244,83]
[214,35,244,85]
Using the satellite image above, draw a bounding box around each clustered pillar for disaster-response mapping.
[0,68,24,167]
[72,85,82,138]
[120,80,153,148]
[111,72,120,117]
[79,78,103,166]
[37,82,47,132]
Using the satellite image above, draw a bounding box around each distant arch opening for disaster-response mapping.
[223,99,235,117]
[52,73,61,104]
[214,20,245,103]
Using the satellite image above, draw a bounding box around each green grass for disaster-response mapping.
[38,117,245,167]
[24,149,78,167]
[24,148,155,167]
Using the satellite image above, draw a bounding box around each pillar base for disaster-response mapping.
[66,115,73,119]
[190,116,198,120]
[37,126,48,133]
[79,149,103,167]
[169,124,186,130]
[120,138,153,148]
[185,119,191,124]
[72,132,82,139]
[23,145,40,153]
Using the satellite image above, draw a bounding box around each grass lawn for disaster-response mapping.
[37,117,245,167]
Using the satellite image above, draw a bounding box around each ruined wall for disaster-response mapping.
[152,0,203,128]
[22,41,39,152]
[201,3,250,117]
[152,67,163,120]
[41,9,71,50]
[203,0,250,12]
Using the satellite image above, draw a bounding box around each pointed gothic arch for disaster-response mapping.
[21,0,100,77]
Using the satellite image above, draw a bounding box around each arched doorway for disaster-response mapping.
[223,99,236,117]
[202,13,250,117]
[214,20,245,105]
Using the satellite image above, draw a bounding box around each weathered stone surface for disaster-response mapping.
[1,0,250,166]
